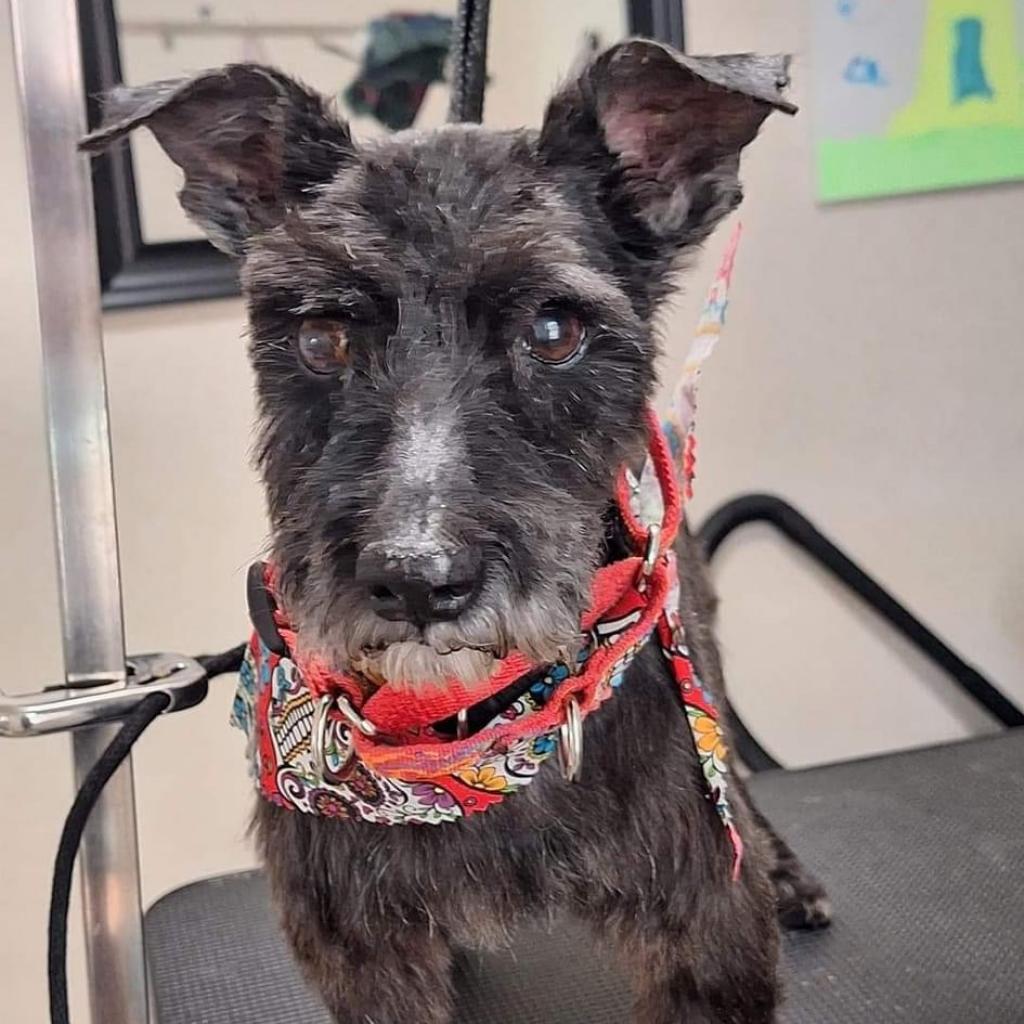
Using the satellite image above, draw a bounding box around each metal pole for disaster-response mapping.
[8,1,149,1021]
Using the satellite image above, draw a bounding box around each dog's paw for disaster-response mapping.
[774,875,833,931]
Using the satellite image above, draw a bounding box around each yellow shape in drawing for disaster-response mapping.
[889,0,1024,135]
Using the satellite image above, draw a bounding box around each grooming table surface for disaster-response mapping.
[145,732,1024,1024]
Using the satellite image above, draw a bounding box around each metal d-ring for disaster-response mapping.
[456,707,469,740]
[311,694,361,780]
[636,522,662,593]
[642,523,662,577]
[558,695,584,782]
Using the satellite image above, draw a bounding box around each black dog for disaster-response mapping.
[85,40,828,1023]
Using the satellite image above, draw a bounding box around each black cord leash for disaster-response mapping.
[197,644,248,680]
[447,0,490,123]
[48,647,246,1024]
[49,692,168,1024]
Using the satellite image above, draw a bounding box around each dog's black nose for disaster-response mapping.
[355,545,482,624]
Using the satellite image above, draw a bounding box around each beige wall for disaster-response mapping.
[1,2,1021,1022]
[676,3,1024,765]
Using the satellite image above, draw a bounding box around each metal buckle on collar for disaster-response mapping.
[311,693,377,780]
[558,695,583,782]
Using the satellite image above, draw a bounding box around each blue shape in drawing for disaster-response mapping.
[953,18,994,102]
[843,56,887,86]
[836,0,856,16]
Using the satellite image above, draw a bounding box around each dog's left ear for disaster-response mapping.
[81,65,354,258]
[540,41,795,251]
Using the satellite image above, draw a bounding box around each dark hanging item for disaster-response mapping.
[447,0,490,123]
[344,13,453,131]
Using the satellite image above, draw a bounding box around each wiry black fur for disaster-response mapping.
[83,40,827,1023]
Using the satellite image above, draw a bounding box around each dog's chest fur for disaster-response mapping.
[254,528,769,949]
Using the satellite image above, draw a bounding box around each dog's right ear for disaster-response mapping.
[540,41,796,257]
[80,65,354,258]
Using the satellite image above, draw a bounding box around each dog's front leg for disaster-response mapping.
[256,803,455,1024]
[281,913,454,1024]
[613,867,780,1024]
[579,842,780,1023]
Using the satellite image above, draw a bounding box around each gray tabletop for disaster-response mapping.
[146,732,1024,1024]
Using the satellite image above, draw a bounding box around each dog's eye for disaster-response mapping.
[523,310,586,365]
[296,318,350,375]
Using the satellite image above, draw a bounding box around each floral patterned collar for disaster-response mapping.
[231,410,743,878]
[233,228,747,875]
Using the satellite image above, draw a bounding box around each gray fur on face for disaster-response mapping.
[287,471,593,688]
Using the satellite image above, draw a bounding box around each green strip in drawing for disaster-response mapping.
[817,125,1024,201]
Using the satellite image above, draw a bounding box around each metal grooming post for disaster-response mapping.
[7,0,149,1020]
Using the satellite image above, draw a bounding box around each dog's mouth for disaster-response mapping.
[350,641,501,690]
[293,574,586,692]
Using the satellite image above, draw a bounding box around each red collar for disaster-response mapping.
[256,407,680,776]
[234,227,748,875]
[235,406,741,875]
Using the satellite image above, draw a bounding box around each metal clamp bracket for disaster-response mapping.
[0,653,209,738]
